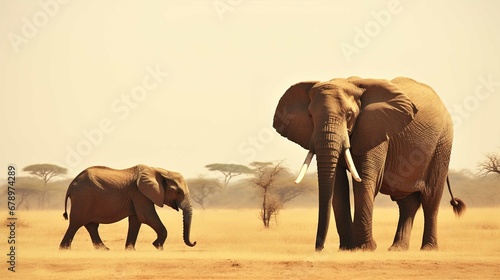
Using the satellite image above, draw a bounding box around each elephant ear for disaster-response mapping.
[273,81,319,150]
[350,79,418,155]
[156,169,188,195]
[155,168,187,211]
[136,165,165,207]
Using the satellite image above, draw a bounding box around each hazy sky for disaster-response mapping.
[1,0,499,179]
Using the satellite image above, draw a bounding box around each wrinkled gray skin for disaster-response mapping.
[60,164,196,250]
[274,77,465,252]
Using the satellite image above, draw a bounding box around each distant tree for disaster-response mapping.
[477,152,500,177]
[205,163,253,188]
[187,176,223,209]
[249,161,308,227]
[249,161,316,227]
[249,161,283,227]
[22,164,67,208]
[273,178,307,205]
[10,176,42,210]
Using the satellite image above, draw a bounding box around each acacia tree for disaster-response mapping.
[5,176,42,210]
[187,176,222,209]
[249,161,316,227]
[250,161,311,227]
[478,152,500,177]
[205,163,253,188]
[22,164,67,208]
[249,161,284,227]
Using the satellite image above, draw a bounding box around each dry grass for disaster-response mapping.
[3,207,499,279]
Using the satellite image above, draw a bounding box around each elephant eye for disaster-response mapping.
[346,110,354,121]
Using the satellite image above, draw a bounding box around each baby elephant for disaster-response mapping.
[59,164,196,250]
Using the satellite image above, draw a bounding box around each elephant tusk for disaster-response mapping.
[344,149,362,182]
[295,151,314,184]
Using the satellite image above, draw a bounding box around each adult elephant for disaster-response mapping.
[273,77,465,252]
[59,164,196,250]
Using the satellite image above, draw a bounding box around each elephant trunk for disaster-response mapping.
[314,117,344,251]
[180,194,197,247]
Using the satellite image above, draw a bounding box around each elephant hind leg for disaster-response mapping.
[421,189,443,251]
[84,223,109,250]
[420,148,449,251]
[421,198,441,251]
[389,192,421,251]
[60,222,82,249]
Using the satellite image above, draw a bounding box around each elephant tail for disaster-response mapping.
[63,170,87,220]
[62,182,74,220]
[447,176,466,217]
[63,191,69,220]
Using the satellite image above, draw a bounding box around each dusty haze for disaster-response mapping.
[5,208,500,279]
[1,1,500,179]
[1,1,500,279]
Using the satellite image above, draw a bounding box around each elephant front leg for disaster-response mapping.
[134,201,168,250]
[351,143,388,251]
[140,210,167,250]
[333,166,354,250]
[125,215,142,250]
[352,181,377,251]
[150,223,167,250]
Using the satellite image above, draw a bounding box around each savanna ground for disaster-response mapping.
[2,207,499,279]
